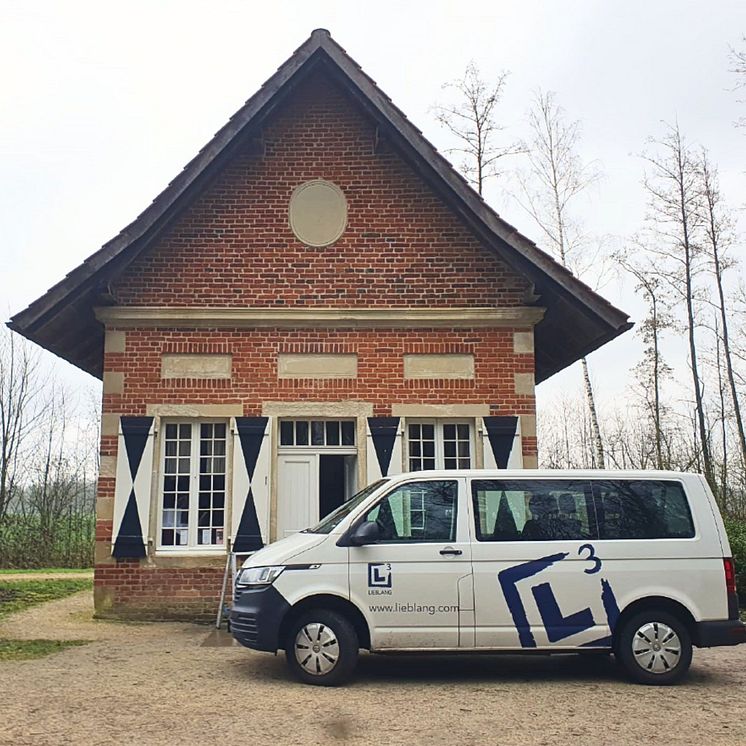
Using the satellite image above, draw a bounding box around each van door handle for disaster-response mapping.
[439,547,462,556]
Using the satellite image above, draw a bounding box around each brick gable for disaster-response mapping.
[112,71,529,308]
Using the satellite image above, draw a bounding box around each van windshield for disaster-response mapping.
[305,480,388,534]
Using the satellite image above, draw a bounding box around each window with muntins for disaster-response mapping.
[279,419,356,447]
[407,420,472,471]
[160,421,227,549]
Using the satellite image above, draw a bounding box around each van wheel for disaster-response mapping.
[615,610,692,685]
[285,609,359,686]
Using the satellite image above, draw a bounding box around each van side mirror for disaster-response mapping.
[349,520,380,546]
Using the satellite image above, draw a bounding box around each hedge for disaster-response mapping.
[724,516,746,604]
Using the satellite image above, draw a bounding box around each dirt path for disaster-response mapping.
[0,591,745,745]
[0,572,93,582]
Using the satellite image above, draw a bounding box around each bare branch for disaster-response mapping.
[432,62,523,194]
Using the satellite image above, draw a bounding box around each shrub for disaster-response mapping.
[724,516,746,604]
[0,514,94,569]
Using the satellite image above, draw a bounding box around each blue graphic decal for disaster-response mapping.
[531,582,596,642]
[601,578,621,632]
[578,578,622,648]
[577,543,602,574]
[498,552,568,648]
[499,546,622,649]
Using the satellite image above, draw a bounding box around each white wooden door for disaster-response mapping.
[276,454,318,538]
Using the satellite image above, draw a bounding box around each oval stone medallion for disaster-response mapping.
[288,180,348,247]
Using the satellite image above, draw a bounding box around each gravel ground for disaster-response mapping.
[0,591,744,746]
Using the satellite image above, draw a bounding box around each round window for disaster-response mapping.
[288,180,348,247]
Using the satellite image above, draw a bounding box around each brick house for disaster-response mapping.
[9,30,630,621]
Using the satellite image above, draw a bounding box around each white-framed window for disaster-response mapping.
[159,420,228,550]
[279,419,356,448]
[407,420,473,471]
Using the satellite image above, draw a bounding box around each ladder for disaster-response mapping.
[215,548,254,629]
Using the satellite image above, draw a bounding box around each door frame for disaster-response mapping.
[275,446,358,539]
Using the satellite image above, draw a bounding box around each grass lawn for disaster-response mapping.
[0,578,93,620]
[0,568,92,575]
[0,639,89,661]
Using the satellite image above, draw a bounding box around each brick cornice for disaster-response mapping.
[94,306,545,329]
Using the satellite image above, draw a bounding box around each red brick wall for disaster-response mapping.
[95,562,223,622]
[111,71,529,309]
[95,68,538,622]
[103,328,535,416]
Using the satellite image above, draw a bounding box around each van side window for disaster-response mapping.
[592,480,694,539]
[471,480,595,542]
[364,481,458,543]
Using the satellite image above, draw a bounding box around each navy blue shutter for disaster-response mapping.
[483,416,518,469]
[368,417,400,477]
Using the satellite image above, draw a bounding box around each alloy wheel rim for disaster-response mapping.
[294,622,340,675]
[631,621,682,674]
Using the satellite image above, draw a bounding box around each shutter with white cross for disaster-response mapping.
[231,417,271,552]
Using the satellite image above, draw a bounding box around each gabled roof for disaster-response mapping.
[8,29,631,382]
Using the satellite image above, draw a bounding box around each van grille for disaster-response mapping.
[231,612,258,643]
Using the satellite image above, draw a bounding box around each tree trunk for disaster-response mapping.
[715,319,728,506]
[705,191,746,476]
[699,151,746,492]
[650,292,664,470]
[673,138,713,488]
[581,357,605,468]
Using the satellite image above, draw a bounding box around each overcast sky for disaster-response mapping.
[2,0,745,414]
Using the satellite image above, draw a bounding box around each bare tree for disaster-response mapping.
[0,328,44,526]
[433,63,522,195]
[698,150,746,477]
[0,326,100,567]
[713,317,730,503]
[515,90,606,468]
[731,36,746,128]
[641,123,714,488]
[23,388,96,556]
[733,36,746,80]
[616,251,674,469]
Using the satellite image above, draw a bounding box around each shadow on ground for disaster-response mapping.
[230,644,723,688]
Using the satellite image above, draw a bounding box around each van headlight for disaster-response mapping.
[236,566,285,587]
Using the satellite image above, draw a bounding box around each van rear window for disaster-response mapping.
[592,480,694,540]
[470,478,695,542]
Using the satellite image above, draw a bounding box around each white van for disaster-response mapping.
[230,470,745,685]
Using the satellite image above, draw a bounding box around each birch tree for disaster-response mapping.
[641,123,714,488]
[698,150,746,477]
[616,252,674,470]
[433,63,522,195]
[515,90,606,468]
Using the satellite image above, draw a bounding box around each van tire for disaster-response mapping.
[285,609,359,686]
[615,609,692,685]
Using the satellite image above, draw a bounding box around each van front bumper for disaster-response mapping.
[230,585,290,653]
[694,619,746,647]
